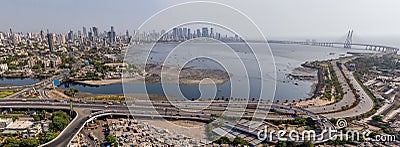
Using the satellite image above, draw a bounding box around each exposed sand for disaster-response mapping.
[76,76,227,86]
[294,96,335,107]
[292,67,318,76]
[139,119,209,142]
[75,79,123,86]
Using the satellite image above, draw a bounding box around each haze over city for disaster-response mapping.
[2,0,400,39]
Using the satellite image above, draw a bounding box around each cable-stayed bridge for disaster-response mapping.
[268,30,399,53]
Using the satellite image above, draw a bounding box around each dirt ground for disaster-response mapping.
[139,119,209,142]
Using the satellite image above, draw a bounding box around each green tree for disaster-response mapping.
[232,137,248,146]
[20,138,39,147]
[41,110,47,120]
[33,115,41,121]
[372,115,383,122]
[302,140,314,147]
[2,137,20,147]
[52,111,71,121]
[106,134,116,143]
[276,141,286,147]
[12,116,19,122]
[214,136,231,144]
[50,116,68,132]
[287,141,296,147]
[49,111,71,132]
[38,131,57,144]
[64,88,79,97]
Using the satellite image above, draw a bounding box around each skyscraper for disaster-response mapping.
[107,31,112,43]
[92,27,98,37]
[160,30,166,41]
[82,27,87,37]
[67,30,74,41]
[40,30,45,40]
[183,28,188,39]
[47,32,54,52]
[88,31,94,41]
[172,28,178,40]
[210,28,214,39]
[110,26,116,43]
[178,28,183,40]
[196,29,201,38]
[202,27,209,38]
[187,28,191,39]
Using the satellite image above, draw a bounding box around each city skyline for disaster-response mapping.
[2,0,400,39]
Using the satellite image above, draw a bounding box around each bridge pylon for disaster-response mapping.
[344,30,353,48]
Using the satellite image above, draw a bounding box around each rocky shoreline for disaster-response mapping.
[300,62,325,99]
[74,67,230,86]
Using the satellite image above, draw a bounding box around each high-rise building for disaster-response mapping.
[196,29,201,38]
[183,28,188,39]
[40,30,45,40]
[88,31,94,41]
[178,28,183,40]
[172,28,178,40]
[47,32,54,52]
[160,30,166,40]
[107,31,112,43]
[216,33,221,40]
[202,27,209,37]
[61,34,66,44]
[92,27,98,37]
[187,28,191,39]
[67,30,74,41]
[109,26,116,43]
[82,27,87,37]
[210,28,214,39]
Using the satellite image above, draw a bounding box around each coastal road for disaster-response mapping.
[300,57,374,119]
[323,58,374,118]
[306,60,355,114]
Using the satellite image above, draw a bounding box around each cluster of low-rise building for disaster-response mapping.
[364,75,400,103]
[108,118,204,146]
[0,118,51,137]
[71,117,208,147]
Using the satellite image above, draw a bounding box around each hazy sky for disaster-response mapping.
[1,0,400,41]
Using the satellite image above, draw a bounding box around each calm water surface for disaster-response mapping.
[61,43,377,101]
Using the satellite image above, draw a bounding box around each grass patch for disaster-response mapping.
[0,90,17,98]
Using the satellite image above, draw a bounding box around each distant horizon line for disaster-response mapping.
[1,28,400,43]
